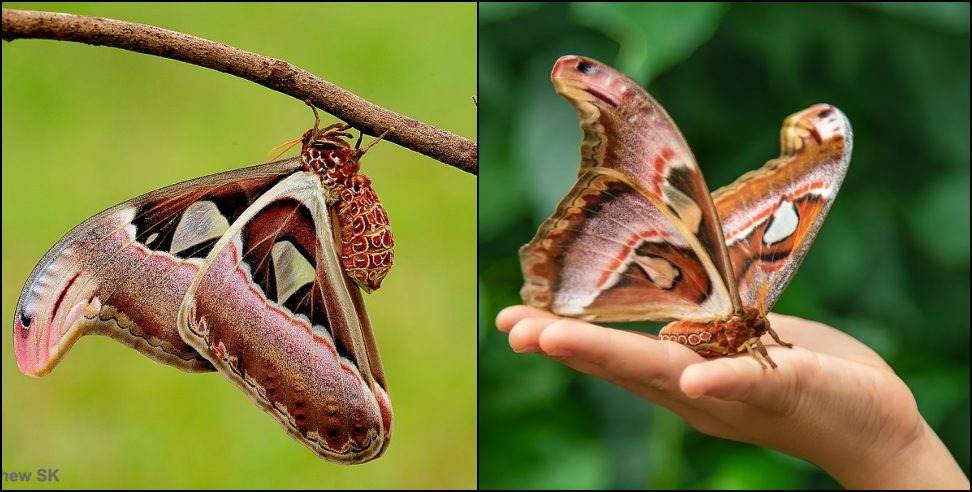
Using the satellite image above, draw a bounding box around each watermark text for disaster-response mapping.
[2,469,60,483]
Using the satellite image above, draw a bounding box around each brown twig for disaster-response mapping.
[1,8,477,175]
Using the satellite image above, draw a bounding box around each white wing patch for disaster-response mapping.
[170,201,230,254]
[763,200,799,245]
[271,240,316,305]
[633,255,679,289]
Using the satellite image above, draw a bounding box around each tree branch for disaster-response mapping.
[1,8,477,175]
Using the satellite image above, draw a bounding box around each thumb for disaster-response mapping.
[679,348,809,410]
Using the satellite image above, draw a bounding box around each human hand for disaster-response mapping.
[496,305,970,489]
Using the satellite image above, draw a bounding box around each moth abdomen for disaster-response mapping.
[299,116,395,293]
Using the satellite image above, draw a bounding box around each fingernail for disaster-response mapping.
[514,345,540,353]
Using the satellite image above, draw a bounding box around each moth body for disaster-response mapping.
[300,124,394,293]
[658,306,779,364]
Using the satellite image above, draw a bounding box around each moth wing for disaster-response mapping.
[177,171,391,464]
[549,55,741,312]
[520,167,734,322]
[714,104,852,312]
[13,159,301,377]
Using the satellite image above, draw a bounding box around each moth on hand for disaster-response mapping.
[13,105,395,463]
[519,55,852,369]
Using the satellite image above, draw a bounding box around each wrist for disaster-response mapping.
[829,419,969,489]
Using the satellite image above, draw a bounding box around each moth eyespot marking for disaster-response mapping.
[18,311,31,330]
[577,61,596,74]
[677,335,687,344]
[688,334,700,345]
[701,331,712,342]
[762,200,799,245]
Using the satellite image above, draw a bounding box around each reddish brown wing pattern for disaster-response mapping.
[521,167,731,322]
[546,55,740,311]
[520,55,737,322]
[713,104,852,312]
[659,105,851,365]
[300,123,394,293]
[13,113,396,462]
[178,172,392,463]
[13,159,300,377]
[522,55,851,368]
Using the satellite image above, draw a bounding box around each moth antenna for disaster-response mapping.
[357,127,395,157]
[267,135,304,161]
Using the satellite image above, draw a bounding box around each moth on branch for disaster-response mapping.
[1,8,477,175]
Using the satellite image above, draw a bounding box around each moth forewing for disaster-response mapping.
[711,104,853,312]
[11,160,306,378]
[177,171,391,463]
[519,166,735,323]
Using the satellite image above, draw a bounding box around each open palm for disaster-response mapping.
[496,305,968,489]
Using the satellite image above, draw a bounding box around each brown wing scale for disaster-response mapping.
[523,56,852,368]
[13,159,300,376]
[520,55,737,321]
[178,172,391,463]
[713,104,852,312]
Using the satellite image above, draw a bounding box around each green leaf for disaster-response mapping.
[906,175,971,269]
[479,2,546,24]
[482,419,611,489]
[859,2,971,34]
[704,447,802,489]
[570,2,728,82]
[515,57,582,221]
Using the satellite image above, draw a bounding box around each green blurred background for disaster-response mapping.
[2,3,475,489]
[480,2,969,489]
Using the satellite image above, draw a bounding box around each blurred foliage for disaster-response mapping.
[480,2,969,489]
[2,3,476,489]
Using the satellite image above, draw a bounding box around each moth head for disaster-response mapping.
[301,123,355,152]
[298,101,356,153]
[297,118,358,174]
[551,55,635,109]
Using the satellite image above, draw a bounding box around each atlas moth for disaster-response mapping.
[520,55,852,369]
[13,103,396,463]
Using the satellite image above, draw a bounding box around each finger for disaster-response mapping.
[495,305,559,333]
[679,346,816,410]
[537,318,701,393]
[506,316,559,353]
[765,313,847,348]
[505,316,743,432]
[766,313,891,369]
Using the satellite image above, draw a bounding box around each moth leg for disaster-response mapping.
[356,127,395,157]
[743,338,777,370]
[766,325,794,349]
